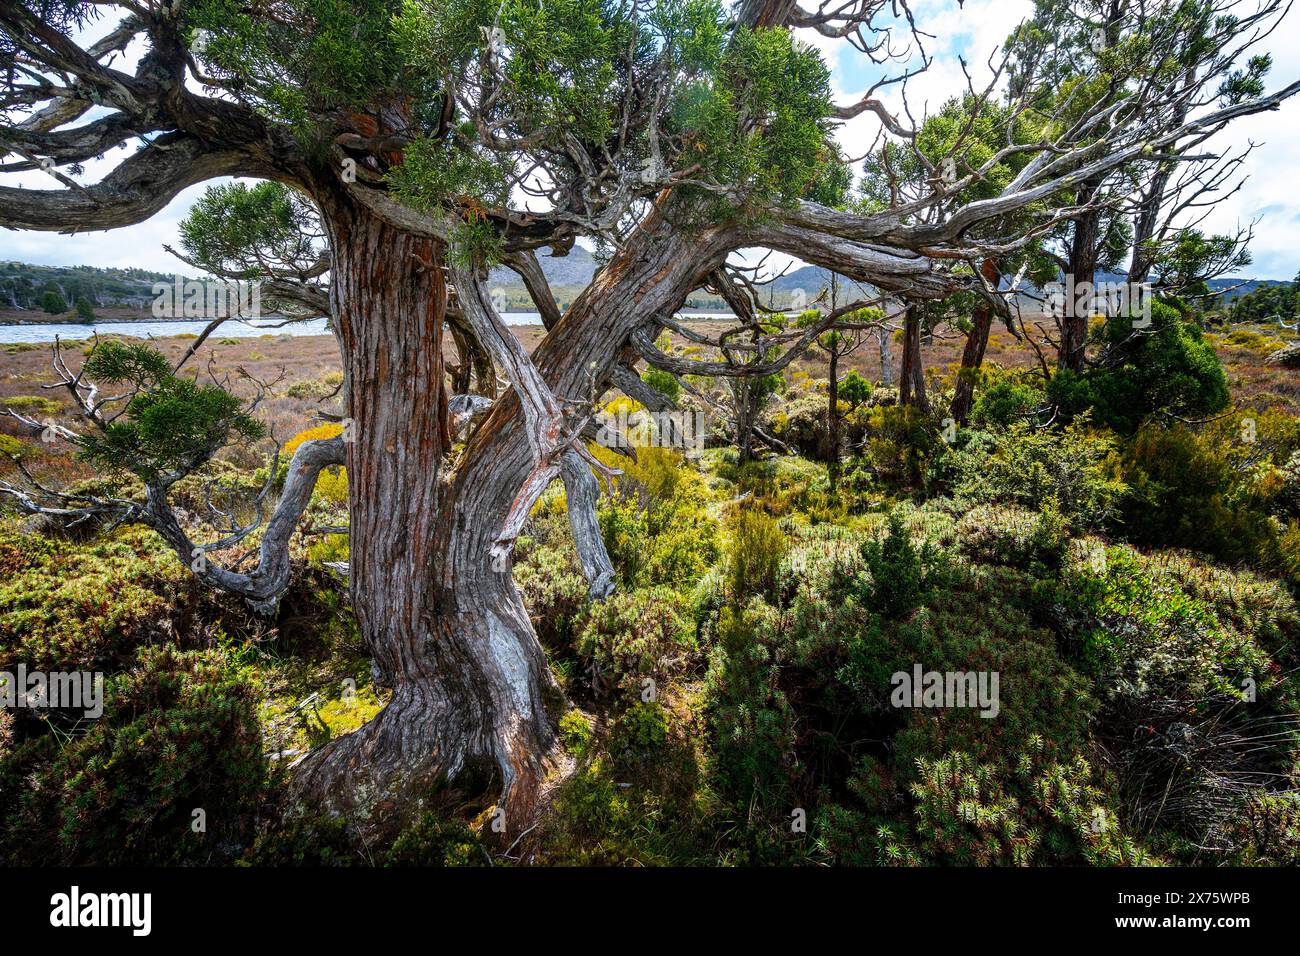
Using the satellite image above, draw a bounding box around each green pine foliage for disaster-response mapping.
[1047,301,1230,434]
[75,341,265,484]
[40,290,66,313]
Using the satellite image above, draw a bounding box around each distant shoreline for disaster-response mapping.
[1,315,221,326]
[0,308,736,327]
[0,311,742,346]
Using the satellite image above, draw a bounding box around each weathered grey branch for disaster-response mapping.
[0,136,264,233]
[142,436,346,614]
[560,449,615,599]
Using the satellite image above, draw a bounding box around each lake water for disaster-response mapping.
[0,317,333,344]
[0,313,542,344]
[0,310,739,345]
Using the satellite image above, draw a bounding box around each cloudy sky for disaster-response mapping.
[2,0,1298,280]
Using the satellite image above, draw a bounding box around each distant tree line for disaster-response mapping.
[0,262,186,312]
[1228,272,1299,325]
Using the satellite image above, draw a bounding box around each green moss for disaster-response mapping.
[0,526,183,671]
[385,812,484,867]
[0,435,34,461]
[559,710,595,758]
[1,395,61,416]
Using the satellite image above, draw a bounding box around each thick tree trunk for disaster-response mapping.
[291,193,731,839]
[734,379,756,463]
[827,345,840,491]
[447,311,498,398]
[290,196,555,837]
[1060,192,1101,373]
[1061,2,1122,372]
[949,258,1000,425]
[899,306,929,412]
[878,325,893,388]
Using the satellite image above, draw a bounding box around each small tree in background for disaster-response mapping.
[799,292,881,491]
[1047,301,1230,434]
[39,290,66,314]
[74,295,95,321]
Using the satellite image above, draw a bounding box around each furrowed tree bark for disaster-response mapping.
[562,450,616,599]
[898,305,929,412]
[433,200,730,825]
[734,378,756,463]
[949,258,1001,425]
[447,312,497,398]
[291,194,724,838]
[290,194,556,835]
[1060,187,1102,373]
[878,325,893,388]
[949,305,990,424]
